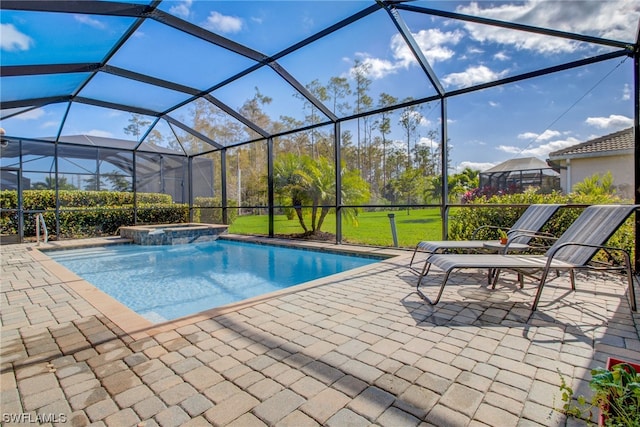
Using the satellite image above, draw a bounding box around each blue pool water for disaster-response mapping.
[47,240,379,323]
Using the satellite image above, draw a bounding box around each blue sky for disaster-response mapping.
[1,0,639,172]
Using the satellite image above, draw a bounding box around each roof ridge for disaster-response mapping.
[548,127,633,157]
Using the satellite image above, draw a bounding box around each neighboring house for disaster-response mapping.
[479,157,560,193]
[547,127,634,199]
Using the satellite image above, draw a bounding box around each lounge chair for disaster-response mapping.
[416,204,639,311]
[409,204,562,271]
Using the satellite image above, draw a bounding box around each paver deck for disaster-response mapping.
[1,236,639,426]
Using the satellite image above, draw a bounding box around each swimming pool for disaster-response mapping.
[46,240,380,323]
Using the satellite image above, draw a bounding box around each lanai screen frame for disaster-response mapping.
[1,1,639,268]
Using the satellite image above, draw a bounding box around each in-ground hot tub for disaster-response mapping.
[119,223,229,245]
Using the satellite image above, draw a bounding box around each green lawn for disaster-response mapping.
[228,208,445,248]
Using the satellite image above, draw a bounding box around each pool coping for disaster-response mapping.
[31,235,411,339]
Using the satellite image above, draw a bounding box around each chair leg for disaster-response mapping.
[519,273,524,289]
[490,269,523,289]
[490,269,502,289]
[623,256,637,312]
[569,270,576,291]
[416,260,433,287]
[417,269,452,305]
[532,267,552,310]
[629,273,638,312]
[410,247,435,273]
[409,245,420,270]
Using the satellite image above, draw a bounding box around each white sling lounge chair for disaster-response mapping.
[409,204,562,271]
[416,204,639,311]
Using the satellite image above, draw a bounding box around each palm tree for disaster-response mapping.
[572,171,616,196]
[274,154,370,234]
[300,155,332,232]
[274,154,311,232]
[304,155,370,233]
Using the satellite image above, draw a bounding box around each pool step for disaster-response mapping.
[47,246,135,261]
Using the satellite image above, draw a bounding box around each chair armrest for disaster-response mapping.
[505,230,558,249]
[546,241,632,266]
[507,228,556,239]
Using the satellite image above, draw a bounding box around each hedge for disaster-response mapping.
[193,196,238,225]
[0,189,187,239]
[0,189,172,209]
[449,190,635,263]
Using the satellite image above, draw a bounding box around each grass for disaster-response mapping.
[228,208,445,248]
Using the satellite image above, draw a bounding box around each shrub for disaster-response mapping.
[0,190,18,209]
[449,191,634,263]
[56,208,134,238]
[0,189,187,239]
[193,197,237,224]
[557,361,640,426]
[137,204,189,225]
[28,205,189,238]
[461,184,519,203]
[450,190,567,240]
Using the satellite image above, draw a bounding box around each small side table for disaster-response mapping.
[483,241,530,254]
[482,241,530,287]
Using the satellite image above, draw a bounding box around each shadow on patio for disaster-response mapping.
[2,243,639,426]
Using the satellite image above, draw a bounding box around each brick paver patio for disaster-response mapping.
[1,236,639,426]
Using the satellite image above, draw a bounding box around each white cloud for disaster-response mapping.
[488,101,499,107]
[518,132,538,140]
[86,129,113,138]
[301,15,314,32]
[352,28,464,80]
[41,120,59,129]
[622,84,631,101]
[585,114,633,129]
[539,130,563,140]
[353,54,398,80]
[441,65,508,88]
[169,0,192,19]
[203,11,243,34]
[417,135,437,148]
[517,129,561,141]
[498,136,581,157]
[13,108,44,120]
[391,28,464,67]
[493,51,510,61]
[457,0,639,54]
[389,139,406,150]
[74,14,106,29]
[398,109,424,127]
[455,161,496,172]
[1,24,33,51]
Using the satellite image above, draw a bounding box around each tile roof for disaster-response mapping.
[548,127,634,159]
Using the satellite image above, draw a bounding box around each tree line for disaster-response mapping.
[121,60,480,209]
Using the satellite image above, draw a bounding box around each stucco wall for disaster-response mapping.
[557,153,633,199]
